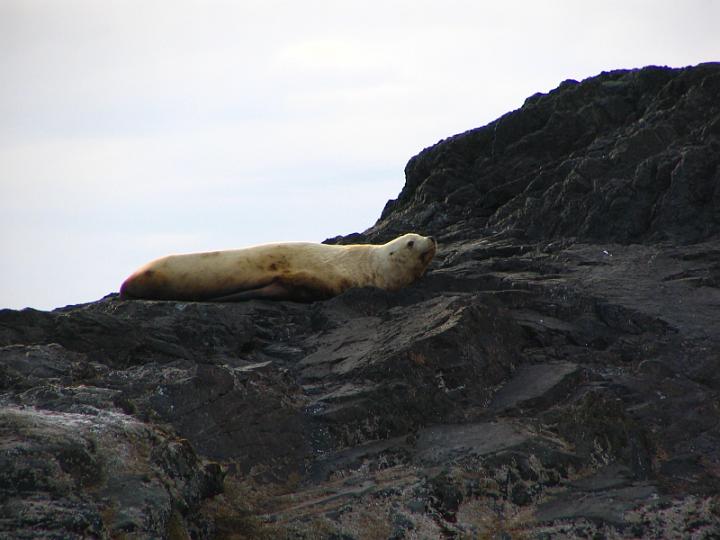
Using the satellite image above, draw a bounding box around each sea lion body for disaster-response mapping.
[119,233,436,302]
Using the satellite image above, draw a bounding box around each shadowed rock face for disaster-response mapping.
[2,63,720,538]
[355,62,720,248]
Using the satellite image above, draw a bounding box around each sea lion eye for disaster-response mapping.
[407,240,415,248]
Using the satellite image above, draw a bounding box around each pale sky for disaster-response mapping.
[2,0,718,310]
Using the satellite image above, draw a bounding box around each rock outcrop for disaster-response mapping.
[2,63,719,539]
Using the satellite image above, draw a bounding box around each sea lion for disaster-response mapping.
[119,233,436,302]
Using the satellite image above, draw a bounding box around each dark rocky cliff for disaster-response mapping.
[2,63,720,539]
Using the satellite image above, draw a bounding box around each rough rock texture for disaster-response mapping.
[2,63,720,539]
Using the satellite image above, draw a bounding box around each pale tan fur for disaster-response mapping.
[119,233,436,302]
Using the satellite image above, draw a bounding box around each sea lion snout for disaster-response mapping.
[420,241,436,265]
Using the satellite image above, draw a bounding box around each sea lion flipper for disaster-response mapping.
[208,282,290,302]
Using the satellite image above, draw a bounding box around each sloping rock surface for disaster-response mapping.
[2,63,720,539]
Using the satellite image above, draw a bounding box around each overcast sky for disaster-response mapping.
[2,0,718,310]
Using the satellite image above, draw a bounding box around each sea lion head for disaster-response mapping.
[379,233,437,288]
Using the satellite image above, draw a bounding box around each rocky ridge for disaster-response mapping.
[1,62,719,538]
